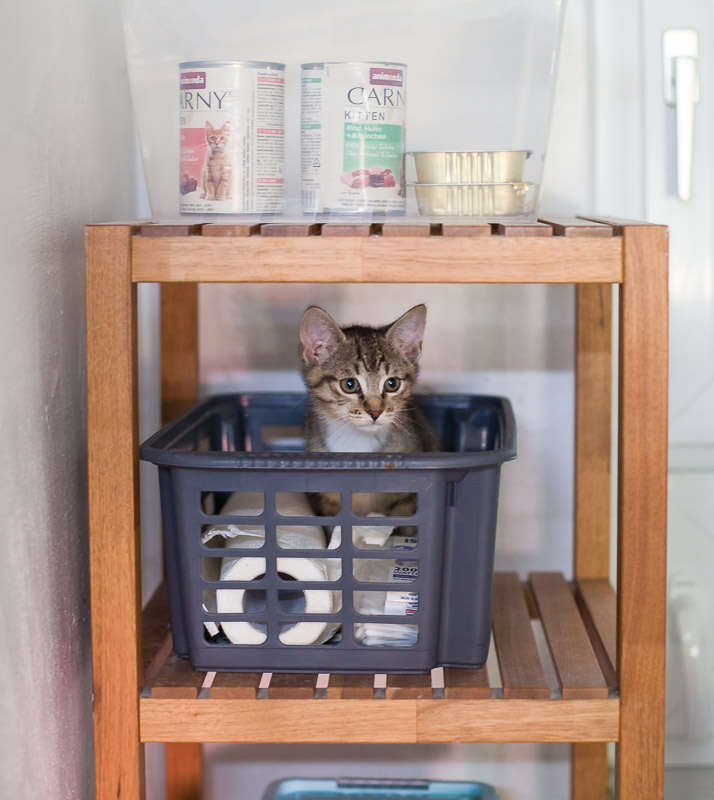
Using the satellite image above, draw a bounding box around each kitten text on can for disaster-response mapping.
[301,62,407,215]
[179,60,285,215]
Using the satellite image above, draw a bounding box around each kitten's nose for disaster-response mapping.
[366,409,383,421]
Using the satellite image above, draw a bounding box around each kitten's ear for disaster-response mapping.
[386,304,427,363]
[205,121,214,132]
[300,307,346,365]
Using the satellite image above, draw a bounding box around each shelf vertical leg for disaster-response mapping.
[165,742,203,800]
[572,744,610,800]
[160,282,202,799]
[574,283,613,579]
[86,225,144,799]
[160,283,199,424]
[572,282,613,800]
[615,225,668,799]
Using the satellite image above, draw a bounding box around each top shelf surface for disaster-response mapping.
[89,216,651,285]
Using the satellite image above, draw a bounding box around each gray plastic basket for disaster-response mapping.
[140,392,516,673]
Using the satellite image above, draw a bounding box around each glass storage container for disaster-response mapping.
[120,0,566,222]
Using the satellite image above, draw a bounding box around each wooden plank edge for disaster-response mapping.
[443,667,491,699]
[492,572,550,699]
[381,223,436,237]
[139,697,619,743]
[491,222,553,236]
[131,235,624,284]
[209,672,262,699]
[202,223,263,237]
[321,223,377,237]
[576,215,667,236]
[325,674,375,699]
[575,579,618,691]
[538,217,614,237]
[267,673,320,699]
[441,224,492,237]
[140,698,418,743]
[87,220,147,232]
[385,673,434,700]
[148,648,205,700]
[529,572,610,699]
[140,223,204,237]
[416,698,619,743]
[260,223,322,236]
[142,583,171,675]
[142,634,174,695]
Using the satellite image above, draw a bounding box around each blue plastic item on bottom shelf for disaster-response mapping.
[266,779,499,800]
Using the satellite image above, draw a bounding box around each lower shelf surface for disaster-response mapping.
[140,571,618,744]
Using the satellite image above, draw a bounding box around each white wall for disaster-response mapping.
[0,1,139,798]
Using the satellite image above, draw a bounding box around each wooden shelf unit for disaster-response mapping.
[86,218,668,800]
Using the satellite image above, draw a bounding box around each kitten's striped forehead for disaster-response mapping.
[343,326,393,374]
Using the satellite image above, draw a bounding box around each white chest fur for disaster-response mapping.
[323,418,388,453]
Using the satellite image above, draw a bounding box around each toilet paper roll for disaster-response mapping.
[202,491,327,550]
[206,491,417,647]
[217,548,341,646]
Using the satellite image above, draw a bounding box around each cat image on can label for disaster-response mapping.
[179,60,285,214]
[301,62,407,215]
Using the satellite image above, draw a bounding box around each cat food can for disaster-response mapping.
[179,60,285,214]
[301,62,407,215]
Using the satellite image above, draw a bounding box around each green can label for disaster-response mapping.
[301,62,406,214]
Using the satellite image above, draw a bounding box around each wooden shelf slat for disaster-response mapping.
[209,671,262,699]
[443,667,491,699]
[381,222,434,237]
[142,584,171,680]
[321,223,376,237]
[577,215,664,236]
[576,578,617,690]
[539,217,614,237]
[441,224,492,237]
[148,653,205,699]
[267,673,320,699]
[385,672,434,700]
[139,223,203,237]
[491,222,553,237]
[201,223,262,237]
[325,673,375,699]
[530,572,609,699]
[491,572,550,698]
[131,236,623,284]
[260,223,321,236]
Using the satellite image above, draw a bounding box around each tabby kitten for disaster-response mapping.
[299,304,440,518]
[200,121,233,201]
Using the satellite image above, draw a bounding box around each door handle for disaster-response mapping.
[664,29,699,202]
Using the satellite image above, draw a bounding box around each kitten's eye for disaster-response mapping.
[339,378,360,394]
[384,377,401,393]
